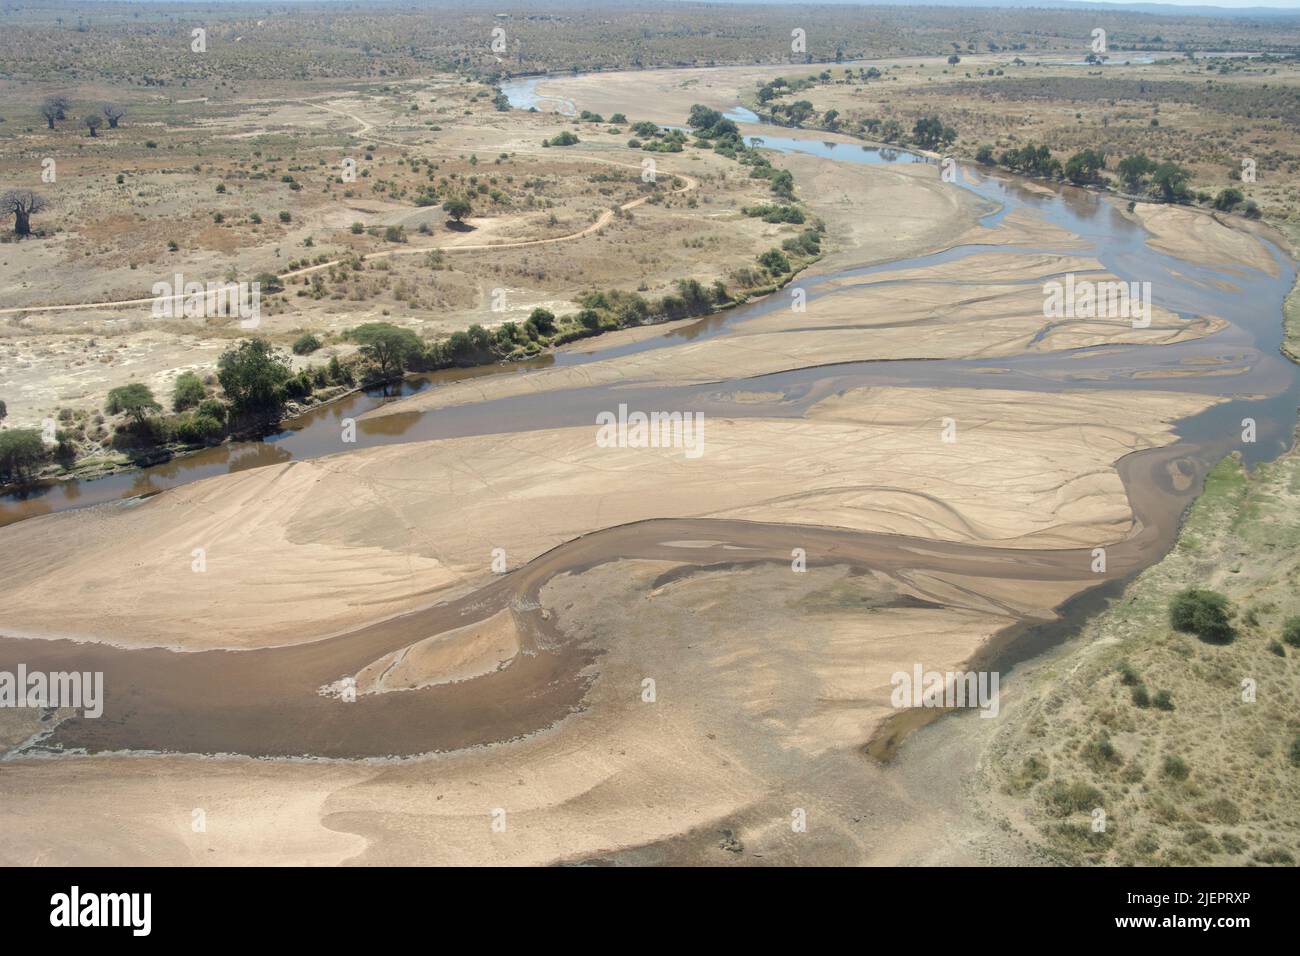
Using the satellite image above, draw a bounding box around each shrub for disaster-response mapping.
[172,371,205,411]
[293,333,323,356]
[1131,684,1151,708]
[1042,779,1104,817]
[197,398,227,423]
[1152,689,1174,711]
[174,413,225,445]
[1281,616,1300,648]
[758,248,791,275]
[1082,733,1121,771]
[1169,587,1235,643]
[526,307,556,335]
[1161,755,1189,781]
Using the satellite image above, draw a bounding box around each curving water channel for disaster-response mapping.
[1,75,1296,760]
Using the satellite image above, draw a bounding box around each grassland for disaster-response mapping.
[981,450,1300,865]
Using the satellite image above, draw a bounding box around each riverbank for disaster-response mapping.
[968,441,1300,865]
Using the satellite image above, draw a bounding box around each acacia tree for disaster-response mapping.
[83,114,102,137]
[1,190,49,237]
[105,383,162,427]
[39,95,69,129]
[442,197,472,223]
[101,103,125,128]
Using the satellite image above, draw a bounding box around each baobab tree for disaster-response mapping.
[1,190,49,237]
[83,113,103,137]
[102,103,124,128]
[39,95,70,130]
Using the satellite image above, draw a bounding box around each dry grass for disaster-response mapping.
[984,451,1300,866]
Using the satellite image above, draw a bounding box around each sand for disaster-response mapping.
[0,385,1213,650]
[1132,203,1280,276]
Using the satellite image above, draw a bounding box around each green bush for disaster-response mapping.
[1161,755,1190,781]
[174,413,225,445]
[758,248,791,275]
[292,333,323,355]
[197,398,227,423]
[1281,616,1300,648]
[172,371,205,411]
[1169,587,1235,643]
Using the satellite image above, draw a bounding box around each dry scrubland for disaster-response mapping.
[4,2,1295,82]
[730,51,1300,220]
[0,71,797,432]
[980,450,1300,866]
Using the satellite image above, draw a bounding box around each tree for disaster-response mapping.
[975,144,995,165]
[1064,148,1106,185]
[948,54,961,65]
[442,197,472,223]
[216,338,293,422]
[102,103,125,128]
[39,95,68,129]
[0,429,48,485]
[1151,162,1192,202]
[911,116,948,149]
[1116,154,1155,192]
[349,322,422,381]
[687,104,724,131]
[105,383,161,426]
[1169,587,1234,643]
[172,371,206,411]
[83,114,102,137]
[2,189,49,237]
[785,100,814,126]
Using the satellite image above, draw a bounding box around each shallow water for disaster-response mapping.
[3,84,1295,527]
